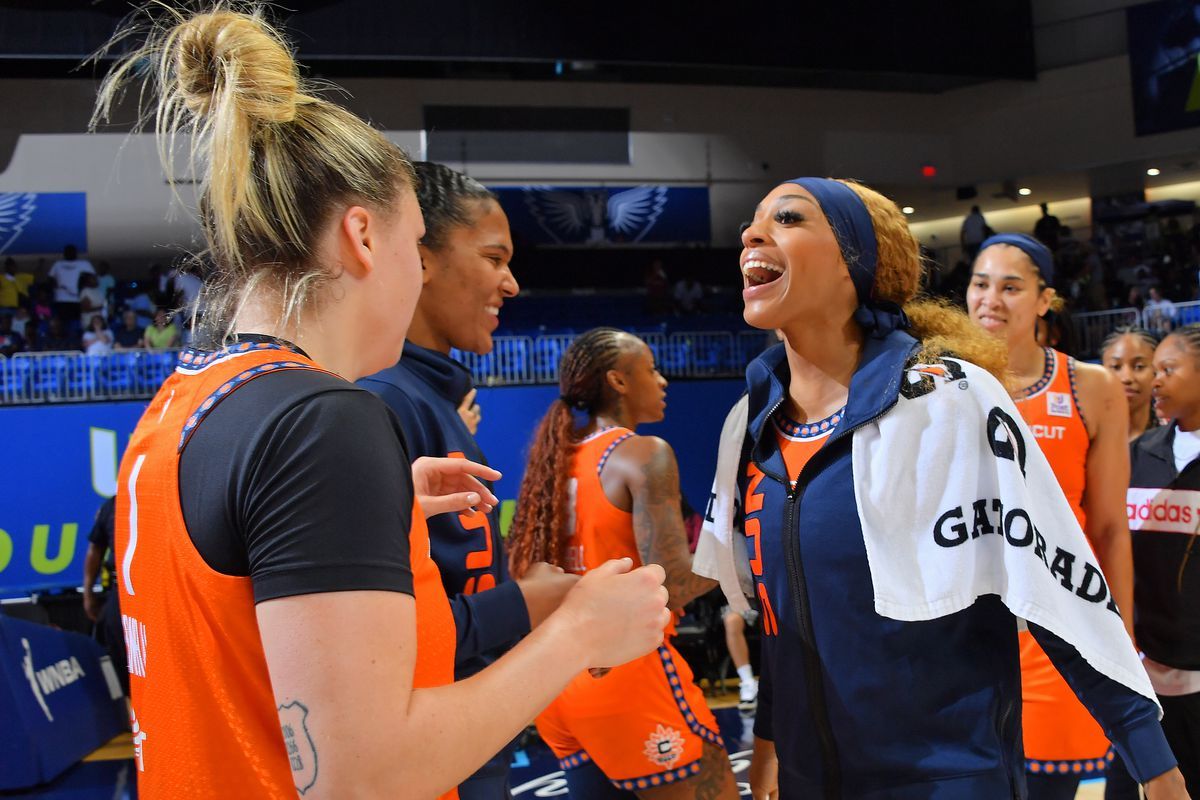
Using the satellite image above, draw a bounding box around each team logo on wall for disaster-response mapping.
[524,185,668,244]
[642,724,686,769]
[492,185,711,245]
[0,192,87,255]
[0,193,37,255]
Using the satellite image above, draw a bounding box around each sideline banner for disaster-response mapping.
[0,380,741,598]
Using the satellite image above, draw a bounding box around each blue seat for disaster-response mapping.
[103,352,142,394]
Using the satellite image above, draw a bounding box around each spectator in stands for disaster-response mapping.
[34,316,78,352]
[78,271,108,330]
[643,257,671,315]
[19,315,37,350]
[1033,203,1063,251]
[30,287,52,325]
[48,244,95,323]
[126,281,157,328]
[673,275,704,314]
[0,313,24,356]
[1144,286,1178,335]
[82,314,115,356]
[143,307,180,350]
[95,261,116,306]
[960,204,989,261]
[10,305,31,338]
[113,309,145,350]
[0,257,24,316]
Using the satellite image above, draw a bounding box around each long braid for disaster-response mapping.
[509,328,632,577]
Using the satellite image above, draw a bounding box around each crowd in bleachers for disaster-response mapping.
[938,203,1200,320]
[0,247,192,358]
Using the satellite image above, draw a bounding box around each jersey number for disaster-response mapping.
[449,452,495,595]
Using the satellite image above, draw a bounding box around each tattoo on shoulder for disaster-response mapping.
[278,701,319,795]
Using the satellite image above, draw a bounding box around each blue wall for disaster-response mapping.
[0,379,743,598]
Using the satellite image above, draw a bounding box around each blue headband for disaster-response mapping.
[786,177,908,338]
[978,233,1054,285]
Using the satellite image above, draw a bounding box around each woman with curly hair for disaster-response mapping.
[697,178,1185,799]
[509,327,738,799]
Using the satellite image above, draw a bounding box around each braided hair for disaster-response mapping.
[413,162,497,251]
[1101,326,1161,433]
[508,327,639,577]
[1163,323,1200,363]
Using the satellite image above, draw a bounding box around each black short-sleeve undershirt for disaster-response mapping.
[178,368,416,603]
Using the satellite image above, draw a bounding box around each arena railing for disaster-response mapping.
[1072,300,1200,358]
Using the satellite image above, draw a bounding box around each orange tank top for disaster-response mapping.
[1014,348,1090,529]
[114,342,457,799]
[1013,348,1107,765]
[565,426,677,636]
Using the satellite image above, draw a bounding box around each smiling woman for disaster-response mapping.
[968,233,1140,800]
[701,177,1187,800]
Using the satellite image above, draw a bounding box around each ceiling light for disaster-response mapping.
[901,206,915,215]
[1146,167,1161,176]
[1018,187,1032,196]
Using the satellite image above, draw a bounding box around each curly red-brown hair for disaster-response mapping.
[508,327,636,577]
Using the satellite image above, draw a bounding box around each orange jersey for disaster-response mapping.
[537,426,721,788]
[1014,348,1108,766]
[115,342,456,799]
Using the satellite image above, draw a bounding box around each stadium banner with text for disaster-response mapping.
[0,379,741,597]
[0,193,88,256]
[491,185,711,245]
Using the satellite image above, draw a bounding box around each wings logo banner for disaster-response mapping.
[492,186,710,245]
[0,193,87,256]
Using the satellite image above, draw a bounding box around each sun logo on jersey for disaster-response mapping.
[642,724,686,769]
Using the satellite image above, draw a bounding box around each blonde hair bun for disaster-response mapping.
[171,10,302,124]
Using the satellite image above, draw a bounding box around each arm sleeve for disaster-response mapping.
[450,582,531,660]
[752,641,774,741]
[237,388,416,603]
[1029,622,1175,783]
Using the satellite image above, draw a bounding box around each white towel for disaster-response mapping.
[695,359,1158,709]
[693,394,753,613]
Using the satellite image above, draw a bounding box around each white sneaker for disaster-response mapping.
[738,677,758,712]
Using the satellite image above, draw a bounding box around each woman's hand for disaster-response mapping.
[1144,768,1191,799]
[552,557,670,669]
[749,736,779,800]
[411,456,500,517]
[515,562,579,628]
[457,388,481,435]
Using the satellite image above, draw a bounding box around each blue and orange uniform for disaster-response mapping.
[535,426,723,793]
[361,342,528,797]
[116,338,457,799]
[1013,347,1113,777]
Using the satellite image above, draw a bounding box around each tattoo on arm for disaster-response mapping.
[278,701,319,796]
[633,444,717,610]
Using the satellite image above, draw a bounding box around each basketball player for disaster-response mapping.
[360,161,577,798]
[713,179,1183,799]
[94,8,670,798]
[970,234,1136,800]
[1102,327,1161,443]
[508,328,738,799]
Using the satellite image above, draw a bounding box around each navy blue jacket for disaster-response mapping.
[738,332,1174,799]
[360,343,529,797]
